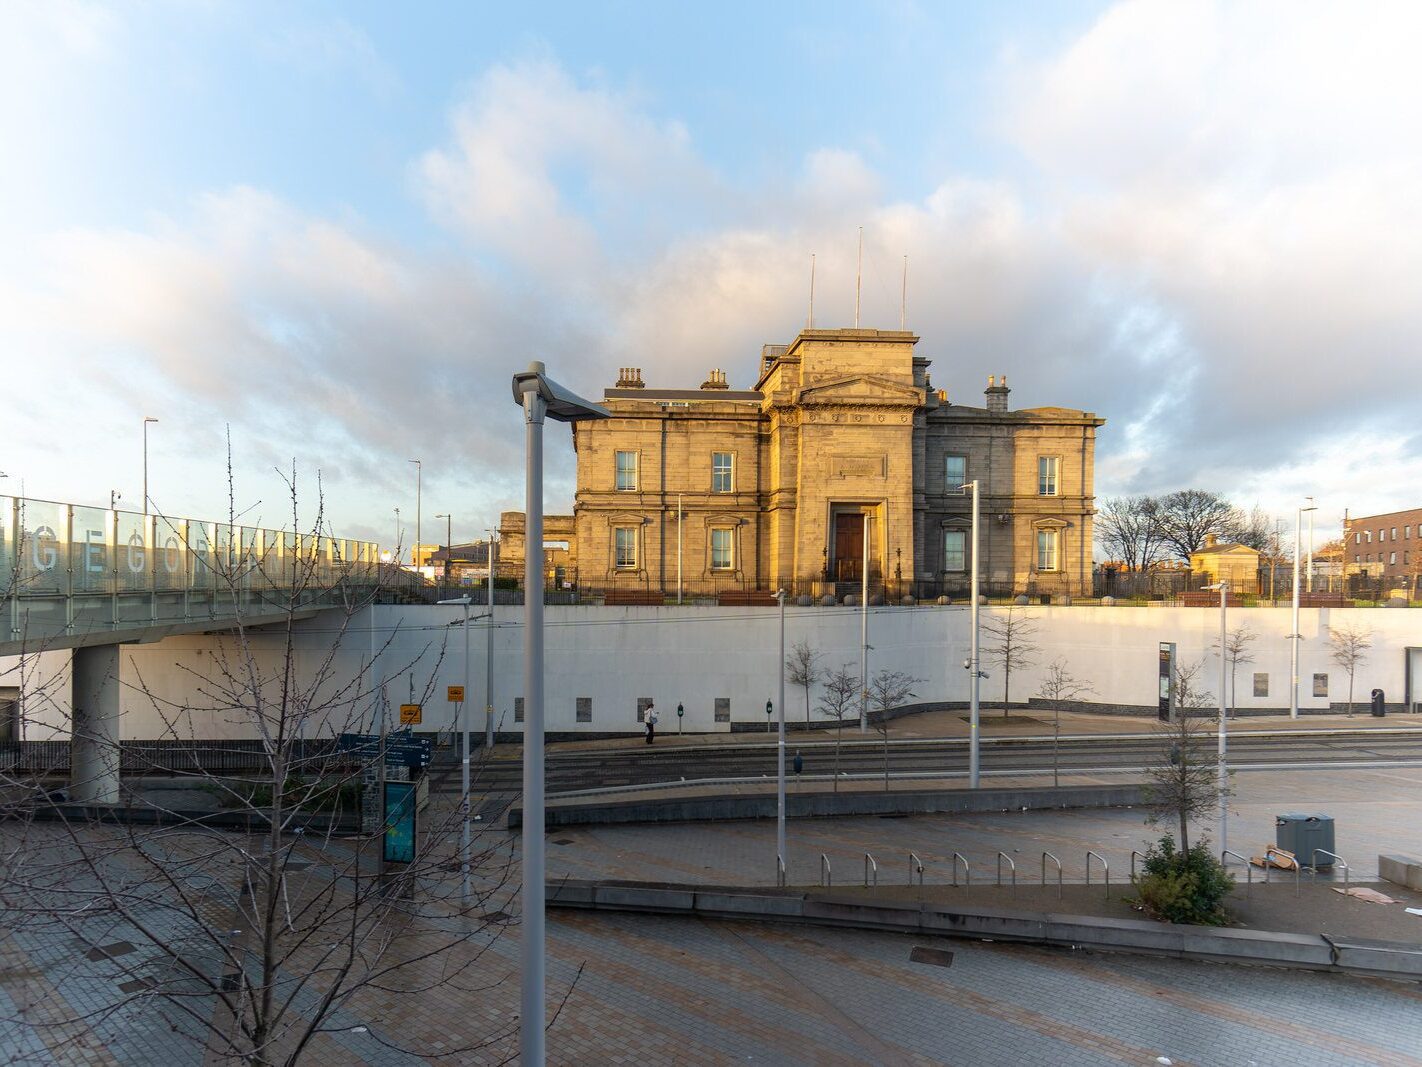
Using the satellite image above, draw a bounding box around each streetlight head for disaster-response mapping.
[1300,503,1318,514]
[512,364,610,422]
[143,416,158,424]
[436,596,472,606]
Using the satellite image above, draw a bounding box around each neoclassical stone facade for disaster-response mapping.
[571,328,1104,598]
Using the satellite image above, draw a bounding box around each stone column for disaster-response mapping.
[71,644,121,804]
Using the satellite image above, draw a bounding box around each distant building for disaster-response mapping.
[427,541,493,586]
[1188,534,1261,594]
[496,512,577,590]
[564,327,1104,598]
[1345,506,1422,595]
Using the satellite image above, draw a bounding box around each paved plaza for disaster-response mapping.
[4,766,1422,1064]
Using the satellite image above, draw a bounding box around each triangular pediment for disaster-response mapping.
[797,373,923,405]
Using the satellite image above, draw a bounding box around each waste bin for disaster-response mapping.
[1275,813,1335,868]
[1371,688,1386,717]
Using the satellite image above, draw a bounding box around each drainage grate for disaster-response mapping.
[909,946,955,968]
[86,941,136,961]
[117,978,155,994]
[552,838,576,845]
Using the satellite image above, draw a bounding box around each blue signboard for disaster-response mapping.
[383,781,417,864]
[338,731,432,770]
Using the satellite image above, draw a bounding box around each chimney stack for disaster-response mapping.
[700,368,730,390]
[616,367,645,388]
[985,374,1010,413]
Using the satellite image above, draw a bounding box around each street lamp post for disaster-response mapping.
[142,416,158,514]
[776,588,787,883]
[486,529,498,749]
[1306,496,1315,594]
[511,361,607,1067]
[961,480,982,788]
[1205,581,1229,854]
[436,513,452,591]
[409,460,422,570]
[860,511,870,733]
[436,594,474,905]
[1292,501,1318,719]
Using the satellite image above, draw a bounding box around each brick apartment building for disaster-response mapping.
[1345,506,1422,595]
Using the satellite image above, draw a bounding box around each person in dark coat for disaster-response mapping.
[645,703,658,744]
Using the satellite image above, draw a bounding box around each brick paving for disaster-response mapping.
[6,766,1422,1064]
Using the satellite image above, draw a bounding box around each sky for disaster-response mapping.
[2,0,1419,551]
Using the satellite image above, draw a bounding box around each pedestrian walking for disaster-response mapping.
[645,703,659,745]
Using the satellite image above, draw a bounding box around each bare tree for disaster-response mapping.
[0,469,534,1065]
[1157,490,1242,563]
[1035,659,1094,787]
[1095,495,1166,572]
[1143,660,1223,854]
[981,605,1041,718]
[1210,624,1257,718]
[786,639,823,728]
[868,669,922,791]
[816,663,861,792]
[1328,621,1373,716]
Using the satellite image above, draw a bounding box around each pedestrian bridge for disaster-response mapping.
[1,495,381,657]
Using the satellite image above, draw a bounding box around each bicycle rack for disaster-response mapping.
[820,853,831,888]
[1314,849,1349,895]
[1086,851,1110,898]
[952,852,970,887]
[776,854,786,888]
[1041,851,1062,901]
[864,852,878,888]
[996,852,1016,891]
[909,852,924,886]
[1220,849,1251,893]
[1264,846,1300,894]
[1130,850,1146,881]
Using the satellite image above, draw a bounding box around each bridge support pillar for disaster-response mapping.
[71,645,121,805]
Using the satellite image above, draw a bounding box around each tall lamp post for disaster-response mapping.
[512,361,607,1067]
[1305,496,1315,594]
[776,588,787,884]
[1291,500,1318,719]
[961,480,982,788]
[409,460,422,570]
[142,416,158,514]
[1204,581,1229,854]
[859,511,870,733]
[436,513,452,589]
[486,528,498,749]
[436,593,483,906]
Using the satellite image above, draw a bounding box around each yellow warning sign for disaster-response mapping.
[447,685,465,703]
[399,703,422,725]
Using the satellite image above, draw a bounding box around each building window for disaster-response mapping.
[1365,531,1372,543]
[1392,527,1398,540]
[1036,529,1059,571]
[1406,551,1411,565]
[710,528,733,570]
[1038,456,1060,496]
[714,697,730,723]
[637,696,654,723]
[1313,673,1329,698]
[1354,553,1360,563]
[1355,532,1361,544]
[514,696,524,723]
[945,455,966,494]
[615,450,638,491]
[1253,673,1269,698]
[614,526,638,569]
[711,452,734,493]
[576,697,592,723]
[943,530,966,572]
[1390,551,1397,565]
[1406,526,1412,539]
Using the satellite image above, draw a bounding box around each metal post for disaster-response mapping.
[1217,580,1228,856]
[777,588,787,882]
[1306,498,1315,594]
[510,361,606,1067]
[1291,504,1315,718]
[410,459,422,570]
[142,416,158,515]
[461,597,471,904]
[860,511,869,733]
[486,529,497,749]
[519,386,546,1066]
[677,493,683,605]
[968,479,981,789]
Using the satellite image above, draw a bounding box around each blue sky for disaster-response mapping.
[3,1,1419,550]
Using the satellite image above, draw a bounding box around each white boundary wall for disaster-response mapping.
[5,604,1420,739]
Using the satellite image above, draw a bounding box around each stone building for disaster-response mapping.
[569,328,1104,599]
[1188,534,1262,595]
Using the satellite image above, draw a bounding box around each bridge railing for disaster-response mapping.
[2,496,381,646]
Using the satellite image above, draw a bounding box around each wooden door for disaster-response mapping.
[834,513,863,581]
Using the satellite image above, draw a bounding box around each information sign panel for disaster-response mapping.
[383,781,417,863]
[399,703,422,725]
[1158,642,1177,723]
[447,685,465,703]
